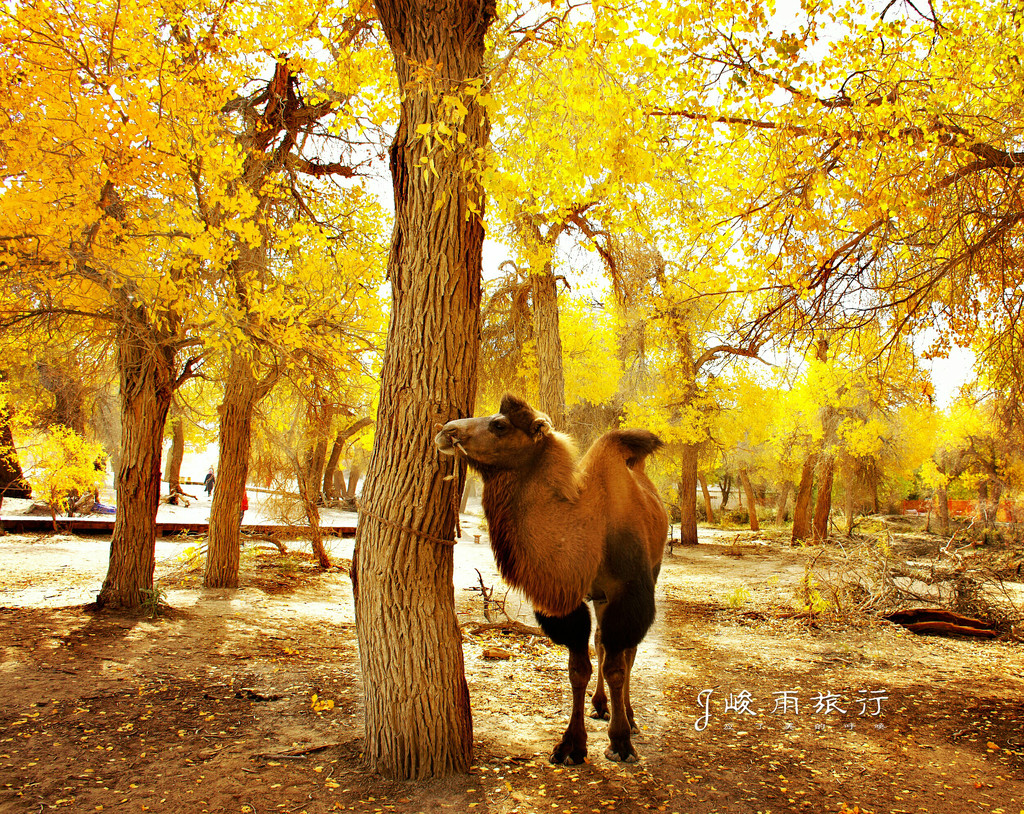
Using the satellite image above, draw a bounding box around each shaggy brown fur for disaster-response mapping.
[436,394,668,763]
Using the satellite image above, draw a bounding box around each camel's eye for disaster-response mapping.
[490,418,510,435]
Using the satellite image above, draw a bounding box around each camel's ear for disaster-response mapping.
[530,415,553,439]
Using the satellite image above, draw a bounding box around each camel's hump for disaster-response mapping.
[603,429,663,467]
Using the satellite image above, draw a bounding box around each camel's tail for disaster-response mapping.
[604,429,663,469]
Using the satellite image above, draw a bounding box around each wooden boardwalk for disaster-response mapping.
[0,515,356,537]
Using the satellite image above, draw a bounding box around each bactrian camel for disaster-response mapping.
[435,394,667,763]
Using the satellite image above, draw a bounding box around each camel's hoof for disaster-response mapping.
[604,746,638,763]
[550,747,587,765]
[590,709,610,721]
[630,723,640,735]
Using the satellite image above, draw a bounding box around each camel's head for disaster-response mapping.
[435,394,554,471]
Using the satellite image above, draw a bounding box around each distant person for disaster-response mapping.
[240,490,248,525]
[204,467,216,496]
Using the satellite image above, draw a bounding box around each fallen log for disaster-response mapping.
[887,608,999,639]
[902,620,998,639]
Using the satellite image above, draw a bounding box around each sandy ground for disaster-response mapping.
[0,503,1023,813]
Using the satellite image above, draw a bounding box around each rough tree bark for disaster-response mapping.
[678,443,699,545]
[352,0,493,780]
[98,328,177,609]
[739,468,760,531]
[205,353,260,589]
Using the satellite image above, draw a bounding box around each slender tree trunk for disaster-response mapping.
[774,482,791,524]
[812,457,835,543]
[98,331,175,609]
[38,360,87,435]
[0,375,31,500]
[298,445,330,569]
[719,474,732,509]
[165,416,185,496]
[936,482,950,536]
[699,475,715,523]
[844,465,856,537]
[679,443,699,545]
[353,0,492,779]
[308,435,328,506]
[94,387,122,477]
[324,440,342,499]
[345,466,361,500]
[792,454,816,543]
[297,425,330,569]
[531,265,566,430]
[205,354,258,589]
[739,468,759,531]
[323,417,372,499]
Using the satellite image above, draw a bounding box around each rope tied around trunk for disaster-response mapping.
[358,487,461,548]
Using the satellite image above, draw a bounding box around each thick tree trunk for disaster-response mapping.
[739,468,759,531]
[165,416,185,496]
[792,454,816,543]
[774,481,791,524]
[531,266,566,430]
[98,332,175,609]
[936,483,950,536]
[698,475,715,523]
[205,354,258,589]
[353,0,492,780]
[812,457,835,544]
[678,443,699,545]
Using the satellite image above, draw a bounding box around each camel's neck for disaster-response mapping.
[479,445,600,617]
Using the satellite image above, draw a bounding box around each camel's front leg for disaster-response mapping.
[535,604,592,765]
[602,648,636,762]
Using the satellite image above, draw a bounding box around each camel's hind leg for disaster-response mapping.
[590,607,609,720]
[624,646,639,734]
[535,604,592,765]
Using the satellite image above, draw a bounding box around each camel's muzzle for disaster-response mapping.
[435,422,467,457]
